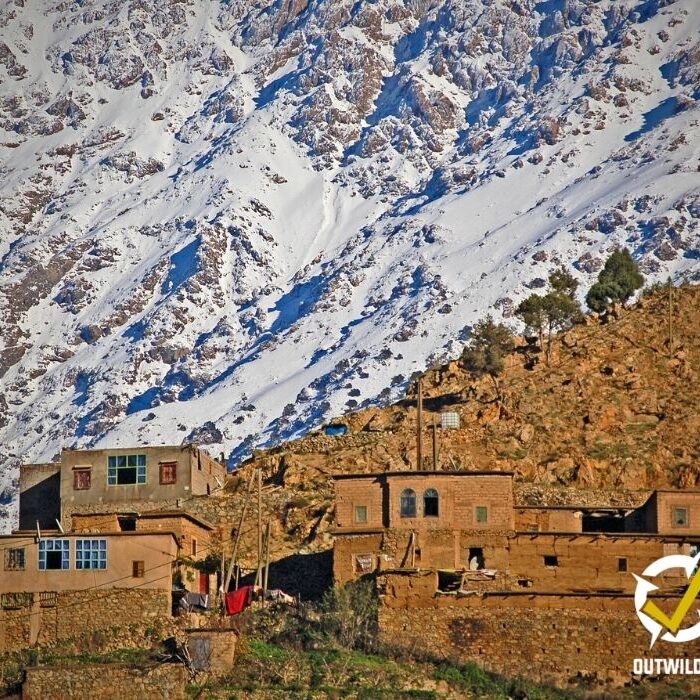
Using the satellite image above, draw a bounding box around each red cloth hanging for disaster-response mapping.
[225,585,253,615]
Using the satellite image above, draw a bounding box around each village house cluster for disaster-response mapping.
[331,471,700,591]
[1,445,226,653]
[331,470,700,682]
[5,441,700,684]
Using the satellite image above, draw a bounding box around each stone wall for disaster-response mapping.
[336,530,692,590]
[63,494,239,534]
[23,663,188,700]
[514,507,582,533]
[0,588,171,654]
[62,499,183,530]
[378,593,700,687]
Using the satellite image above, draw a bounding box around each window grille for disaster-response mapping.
[76,539,107,570]
[39,539,70,570]
[159,461,177,485]
[73,468,91,490]
[4,547,25,571]
[108,455,146,485]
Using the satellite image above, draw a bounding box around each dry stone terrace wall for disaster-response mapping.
[23,663,188,700]
[0,588,172,654]
[378,593,700,687]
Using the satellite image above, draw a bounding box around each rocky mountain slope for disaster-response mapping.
[156,284,700,578]
[244,283,700,497]
[1,0,699,527]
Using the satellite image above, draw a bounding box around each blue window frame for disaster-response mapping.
[108,454,146,485]
[38,539,70,570]
[76,539,107,570]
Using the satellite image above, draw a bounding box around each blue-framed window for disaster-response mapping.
[76,539,107,570]
[39,539,70,570]
[108,455,146,485]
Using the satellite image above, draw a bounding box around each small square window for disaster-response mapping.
[159,461,177,485]
[475,506,488,524]
[132,561,145,578]
[673,507,689,527]
[618,558,628,572]
[355,505,368,524]
[118,517,136,532]
[4,547,25,571]
[73,468,91,490]
[544,555,558,567]
[39,591,57,608]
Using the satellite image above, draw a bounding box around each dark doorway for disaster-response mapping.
[118,517,137,531]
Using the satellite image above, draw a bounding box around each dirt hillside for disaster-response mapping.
[219,283,699,576]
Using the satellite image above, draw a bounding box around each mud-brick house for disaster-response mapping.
[332,470,515,582]
[0,529,178,653]
[19,444,227,529]
[332,471,700,593]
[332,470,700,685]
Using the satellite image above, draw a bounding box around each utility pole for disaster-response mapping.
[431,415,439,470]
[256,468,263,587]
[263,519,271,605]
[668,277,674,350]
[223,472,255,593]
[416,377,423,471]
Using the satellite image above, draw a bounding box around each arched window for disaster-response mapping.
[424,489,439,517]
[400,489,416,518]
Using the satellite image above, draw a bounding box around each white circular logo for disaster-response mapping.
[633,553,700,648]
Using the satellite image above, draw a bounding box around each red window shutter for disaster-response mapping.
[74,469,91,490]
[159,462,177,484]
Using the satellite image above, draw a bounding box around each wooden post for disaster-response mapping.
[263,520,271,604]
[256,468,263,588]
[416,377,423,471]
[223,473,255,593]
[219,533,226,606]
[668,277,673,350]
[431,415,439,470]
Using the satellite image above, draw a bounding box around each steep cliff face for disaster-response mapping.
[1,0,699,527]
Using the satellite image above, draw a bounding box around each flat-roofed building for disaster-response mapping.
[59,444,226,517]
[0,530,179,653]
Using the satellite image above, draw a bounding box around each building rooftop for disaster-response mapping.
[61,443,204,453]
[3,530,180,542]
[71,509,216,530]
[332,470,514,480]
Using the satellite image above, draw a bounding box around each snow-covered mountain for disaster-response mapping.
[1,0,699,525]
